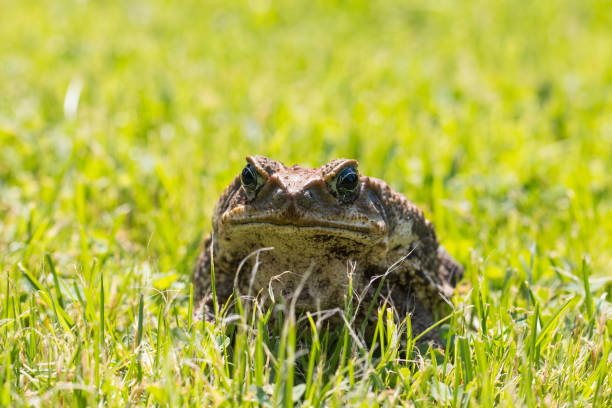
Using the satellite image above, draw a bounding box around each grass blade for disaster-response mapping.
[581,259,594,321]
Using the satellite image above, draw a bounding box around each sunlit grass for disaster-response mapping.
[1,0,611,406]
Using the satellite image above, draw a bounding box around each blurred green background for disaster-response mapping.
[2,0,611,282]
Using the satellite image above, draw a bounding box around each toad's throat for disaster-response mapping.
[224,217,386,235]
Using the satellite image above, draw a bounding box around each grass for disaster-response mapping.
[1,0,611,406]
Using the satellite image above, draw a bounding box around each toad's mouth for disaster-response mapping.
[223,217,387,236]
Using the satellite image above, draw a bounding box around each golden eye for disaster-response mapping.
[335,166,359,199]
[240,163,258,191]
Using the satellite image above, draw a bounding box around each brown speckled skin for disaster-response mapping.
[194,156,463,344]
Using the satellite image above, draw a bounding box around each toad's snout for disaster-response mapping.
[264,176,336,217]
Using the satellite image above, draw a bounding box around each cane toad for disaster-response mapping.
[193,155,463,343]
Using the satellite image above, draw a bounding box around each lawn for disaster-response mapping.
[1,0,611,406]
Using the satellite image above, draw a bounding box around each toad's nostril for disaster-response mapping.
[272,189,286,206]
[298,190,314,209]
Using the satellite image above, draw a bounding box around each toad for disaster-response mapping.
[193,156,463,344]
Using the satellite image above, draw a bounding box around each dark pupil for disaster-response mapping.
[241,164,258,189]
[337,167,358,195]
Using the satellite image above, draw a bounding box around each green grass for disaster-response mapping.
[1,0,611,406]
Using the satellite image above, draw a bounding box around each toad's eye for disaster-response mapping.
[240,163,260,192]
[334,166,359,200]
